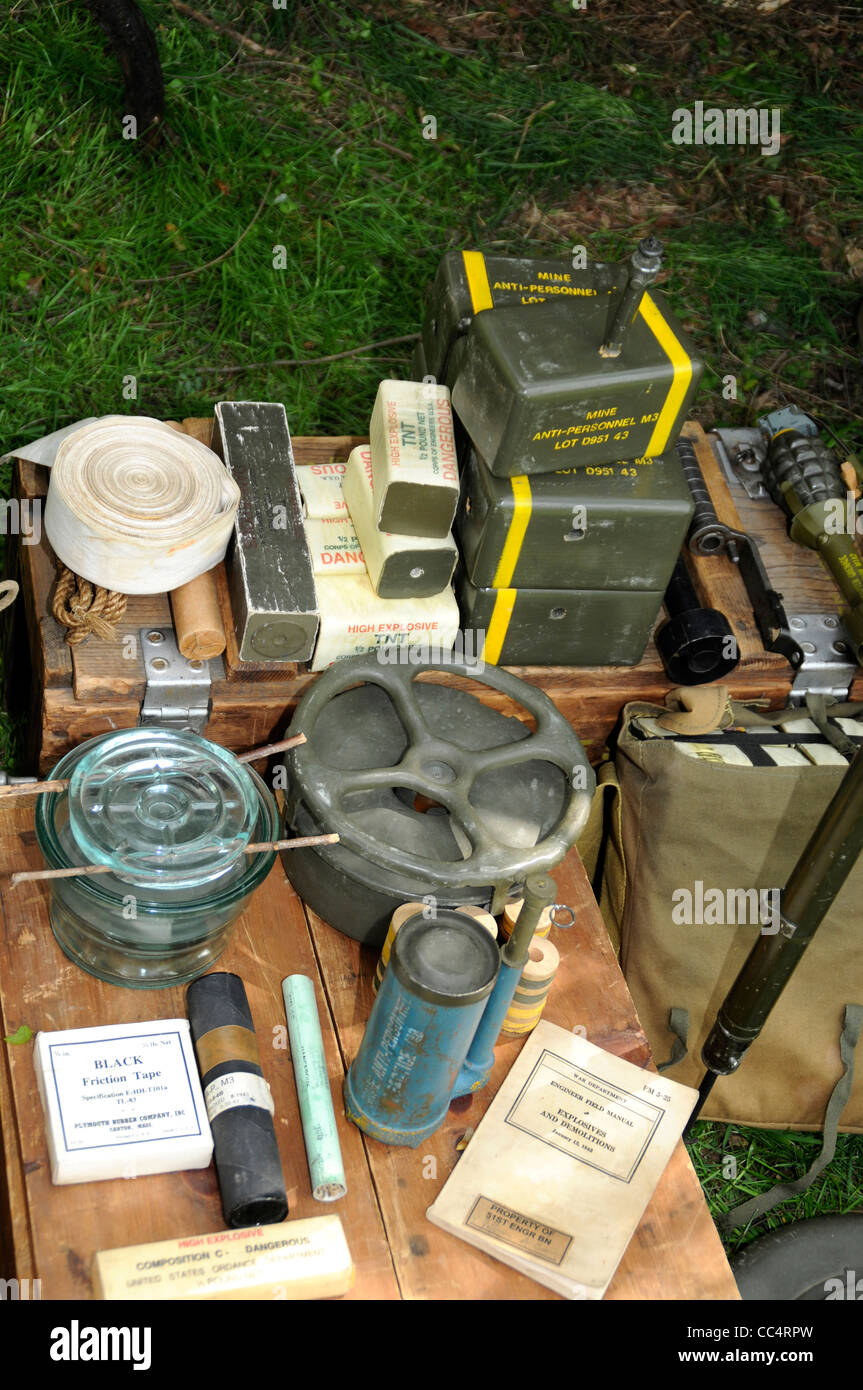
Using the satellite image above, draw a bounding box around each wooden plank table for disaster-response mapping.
[0,796,738,1301]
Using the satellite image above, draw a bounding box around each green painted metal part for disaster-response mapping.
[791,500,863,653]
[286,654,593,890]
[214,401,319,662]
[764,428,863,663]
[420,250,620,382]
[455,575,664,666]
[451,290,703,476]
[456,444,693,592]
[281,679,580,945]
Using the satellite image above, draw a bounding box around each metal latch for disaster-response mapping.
[692,434,804,670]
[139,627,220,733]
[789,614,857,705]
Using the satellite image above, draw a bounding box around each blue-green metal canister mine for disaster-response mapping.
[344,910,500,1147]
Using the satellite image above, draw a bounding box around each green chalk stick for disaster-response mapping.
[282,975,347,1202]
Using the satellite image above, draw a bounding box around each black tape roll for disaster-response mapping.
[186,971,288,1228]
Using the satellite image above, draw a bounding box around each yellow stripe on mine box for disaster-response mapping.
[637,292,692,455]
[481,588,517,666]
[492,475,532,588]
[462,251,493,314]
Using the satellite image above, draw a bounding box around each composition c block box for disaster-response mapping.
[214,401,319,663]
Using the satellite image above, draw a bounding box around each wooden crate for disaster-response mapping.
[4,420,861,774]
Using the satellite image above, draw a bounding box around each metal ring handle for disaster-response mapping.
[549,903,576,929]
[287,655,594,890]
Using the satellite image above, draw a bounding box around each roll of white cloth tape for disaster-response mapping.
[44,416,241,594]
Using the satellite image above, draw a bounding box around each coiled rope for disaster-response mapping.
[51,565,127,645]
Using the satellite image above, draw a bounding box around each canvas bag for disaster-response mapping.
[587,689,863,1143]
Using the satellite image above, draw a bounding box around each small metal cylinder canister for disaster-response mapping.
[344,910,500,1147]
[373,901,497,993]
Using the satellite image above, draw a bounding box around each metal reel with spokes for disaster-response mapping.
[282,655,594,944]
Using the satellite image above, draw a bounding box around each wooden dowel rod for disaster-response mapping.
[170,570,226,661]
[10,863,121,884]
[244,834,337,853]
[237,733,305,763]
[0,733,307,799]
[0,779,69,797]
[7,832,339,887]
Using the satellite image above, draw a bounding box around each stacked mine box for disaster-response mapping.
[412,242,703,665]
[295,382,461,669]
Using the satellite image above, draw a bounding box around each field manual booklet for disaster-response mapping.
[427,1020,697,1299]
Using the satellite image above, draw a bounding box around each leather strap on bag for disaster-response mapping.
[732,699,863,732]
[655,685,734,737]
[805,694,859,761]
[718,1004,863,1232]
[657,1007,690,1072]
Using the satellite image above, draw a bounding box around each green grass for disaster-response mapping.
[1,0,862,1241]
[687,1122,863,1258]
[1,1,861,448]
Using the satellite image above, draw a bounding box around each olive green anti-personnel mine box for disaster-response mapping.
[451,292,703,477]
[456,445,693,592]
[456,574,663,667]
[420,250,620,382]
[412,335,467,393]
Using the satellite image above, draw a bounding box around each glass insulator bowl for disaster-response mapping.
[35,731,278,989]
[66,727,259,890]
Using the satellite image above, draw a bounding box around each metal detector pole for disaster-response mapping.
[686,743,863,1132]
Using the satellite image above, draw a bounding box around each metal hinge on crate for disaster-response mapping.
[138,627,222,733]
[789,614,858,705]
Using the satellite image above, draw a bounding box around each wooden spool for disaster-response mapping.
[500,896,553,942]
[500,938,560,1037]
